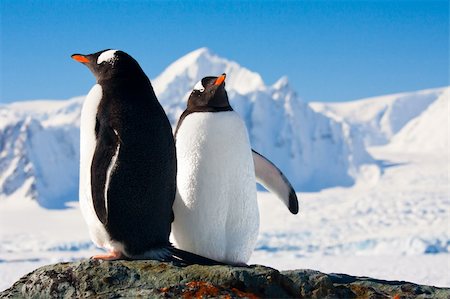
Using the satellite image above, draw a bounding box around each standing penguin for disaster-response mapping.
[72,49,177,260]
[172,74,299,264]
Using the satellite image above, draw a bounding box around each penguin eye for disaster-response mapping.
[193,90,201,97]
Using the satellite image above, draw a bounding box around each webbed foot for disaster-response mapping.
[91,250,123,260]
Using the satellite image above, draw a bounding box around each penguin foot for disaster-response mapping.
[91,250,123,260]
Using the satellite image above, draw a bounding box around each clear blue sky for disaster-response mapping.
[1,1,448,103]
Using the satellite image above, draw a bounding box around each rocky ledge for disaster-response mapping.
[1,259,449,298]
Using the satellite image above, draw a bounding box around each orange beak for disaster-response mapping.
[214,73,226,86]
[71,54,90,63]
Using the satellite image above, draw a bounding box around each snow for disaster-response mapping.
[0,201,100,291]
[310,87,448,146]
[249,146,450,288]
[0,112,80,209]
[0,47,449,290]
[152,48,374,191]
[0,48,372,198]
[1,144,448,290]
[152,48,265,107]
[387,89,449,154]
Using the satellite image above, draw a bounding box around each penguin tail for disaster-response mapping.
[128,246,174,261]
[128,246,226,266]
[169,247,227,266]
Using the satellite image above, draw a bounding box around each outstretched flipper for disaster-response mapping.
[252,149,299,214]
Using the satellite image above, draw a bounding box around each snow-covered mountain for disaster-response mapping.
[387,88,449,154]
[1,49,449,290]
[0,48,447,208]
[310,87,448,147]
[153,48,373,191]
[0,98,82,208]
[153,48,265,114]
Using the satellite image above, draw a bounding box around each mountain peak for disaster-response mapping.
[168,47,214,69]
[272,76,290,90]
[152,48,265,101]
[187,46,212,57]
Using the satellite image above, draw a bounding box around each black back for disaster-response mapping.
[76,50,176,256]
[174,74,233,136]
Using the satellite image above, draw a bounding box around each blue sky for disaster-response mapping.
[1,1,448,103]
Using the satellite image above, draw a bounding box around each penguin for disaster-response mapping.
[252,149,299,215]
[172,74,299,264]
[72,49,177,261]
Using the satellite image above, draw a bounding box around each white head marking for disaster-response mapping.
[193,80,205,92]
[97,50,118,64]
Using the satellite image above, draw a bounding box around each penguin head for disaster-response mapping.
[187,74,231,110]
[71,49,144,82]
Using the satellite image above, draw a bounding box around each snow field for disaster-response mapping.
[0,48,448,291]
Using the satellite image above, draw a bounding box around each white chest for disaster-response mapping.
[79,84,102,167]
[172,112,259,264]
[175,112,255,205]
[78,84,112,249]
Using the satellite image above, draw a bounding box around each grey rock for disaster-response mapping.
[1,259,449,298]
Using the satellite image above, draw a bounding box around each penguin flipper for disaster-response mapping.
[91,124,120,225]
[252,149,299,214]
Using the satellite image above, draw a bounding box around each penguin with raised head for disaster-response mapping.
[172,74,299,264]
[72,49,177,260]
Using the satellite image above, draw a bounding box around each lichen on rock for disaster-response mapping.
[1,259,449,298]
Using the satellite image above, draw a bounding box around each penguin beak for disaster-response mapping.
[71,54,90,63]
[214,73,226,86]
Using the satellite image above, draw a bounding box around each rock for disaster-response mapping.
[1,259,449,298]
